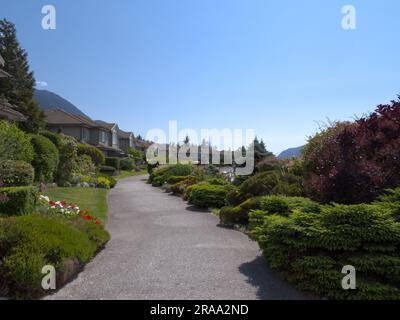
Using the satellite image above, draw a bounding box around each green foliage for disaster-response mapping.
[249,200,400,299]
[170,177,198,195]
[0,120,34,163]
[29,134,59,182]
[120,157,135,171]
[188,182,235,208]
[0,186,37,216]
[73,155,96,180]
[56,135,78,185]
[149,164,194,186]
[97,174,117,188]
[105,157,121,170]
[238,171,303,199]
[0,19,44,133]
[0,160,34,187]
[127,147,143,163]
[259,195,321,217]
[96,177,110,189]
[99,165,117,176]
[219,197,262,225]
[77,144,105,166]
[0,214,109,298]
[40,130,62,149]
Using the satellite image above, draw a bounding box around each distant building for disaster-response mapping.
[0,54,25,122]
[44,109,137,157]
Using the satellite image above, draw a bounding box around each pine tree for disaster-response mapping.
[0,19,44,132]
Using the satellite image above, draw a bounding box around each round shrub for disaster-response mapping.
[239,171,280,197]
[99,165,117,176]
[0,186,38,216]
[29,134,59,182]
[97,174,117,188]
[219,197,262,226]
[40,130,62,149]
[0,160,34,187]
[189,182,235,208]
[105,157,120,170]
[56,135,78,185]
[96,177,110,189]
[0,120,34,163]
[77,144,105,166]
[120,157,135,171]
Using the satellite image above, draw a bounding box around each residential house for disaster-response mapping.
[0,54,25,122]
[44,109,125,156]
[118,129,135,152]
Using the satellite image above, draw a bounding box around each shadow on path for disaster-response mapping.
[239,256,306,300]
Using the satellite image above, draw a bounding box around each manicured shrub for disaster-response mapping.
[239,171,280,197]
[96,177,110,189]
[97,174,117,189]
[73,155,96,180]
[249,202,400,299]
[149,164,194,186]
[219,197,262,226]
[303,100,400,204]
[105,157,120,170]
[99,165,117,176]
[40,130,62,149]
[188,182,235,208]
[204,177,229,185]
[120,157,135,171]
[259,195,321,217]
[127,147,143,163]
[0,214,109,298]
[170,177,197,195]
[29,134,59,182]
[0,186,38,216]
[0,120,34,163]
[77,144,105,166]
[0,160,34,187]
[56,135,78,185]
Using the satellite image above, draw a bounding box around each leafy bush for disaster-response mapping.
[0,160,34,187]
[127,147,143,163]
[170,177,197,195]
[105,157,120,170]
[40,130,62,149]
[99,165,117,176]
[303,100,400,204]
[149,164,194,186]
[0,186,38,216]
[77,144,105,166]
[259,195,321,217]
[56,135,78,185]
[220,197,262,226]
[29,134,59,182]
[0,120,34,163]
[73,155,96,180]
[188,182,235,208]
[120,157,135,171]
[0,214,109,298]
[249,201,400,299]
[97,174,117,188]
[96,177,110,189]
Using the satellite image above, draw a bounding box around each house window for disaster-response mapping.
[100,131,106,143]
[82,128,89,141]
[112,130,118,146]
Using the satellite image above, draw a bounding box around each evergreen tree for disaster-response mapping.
[0,19,44,132]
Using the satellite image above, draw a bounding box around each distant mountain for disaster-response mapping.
[278,146,304,160]
[34,89,88,117]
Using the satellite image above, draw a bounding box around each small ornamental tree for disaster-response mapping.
[303,98,400,204]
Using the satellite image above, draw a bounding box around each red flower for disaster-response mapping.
[49,201,56,206]
[95,219,101,225]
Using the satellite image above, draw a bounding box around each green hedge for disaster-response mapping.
[105,157,121,170]
[0,160,34,187]
[77,144,105,166]
[99,165,117,176]
[0,214,110,299]
[188,182,235,208]
[0,120,34,163]
[97,174,117,188]
[149,164,194,186]
[220,197,262,226]
[120,157,135,171]
[170,177,198,195]
[0,186,38,216]
[30,134,60,182]
[249,197,400,300]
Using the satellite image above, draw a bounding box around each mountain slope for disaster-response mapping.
[34,89,87,117]
[278,146,304,159]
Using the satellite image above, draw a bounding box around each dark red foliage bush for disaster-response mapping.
[303,98,400,204]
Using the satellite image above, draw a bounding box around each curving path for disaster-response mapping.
[46,175,305,300]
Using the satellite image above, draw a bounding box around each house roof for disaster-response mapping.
[118,129,133,139]
[44,109,99,128]
[95,120,118,131]
[0,99,26,122]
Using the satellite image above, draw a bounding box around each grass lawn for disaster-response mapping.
[44,187,109,224]
[115,170,147,181]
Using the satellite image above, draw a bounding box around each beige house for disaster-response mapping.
[44,109,135,157]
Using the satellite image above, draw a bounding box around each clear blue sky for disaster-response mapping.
[2,0,399,154]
